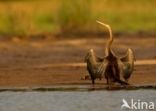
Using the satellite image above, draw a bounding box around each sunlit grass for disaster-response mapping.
[0,0,156,36]
[57,0,92,34]
[93,0,156,33]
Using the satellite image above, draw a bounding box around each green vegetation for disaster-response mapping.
[0,0,156,36]
[57,0,92,34]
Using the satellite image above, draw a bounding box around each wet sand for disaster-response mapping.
[0,37,155,88]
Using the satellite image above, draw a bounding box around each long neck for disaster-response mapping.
[105,25,113,56]
[96,21,113,56]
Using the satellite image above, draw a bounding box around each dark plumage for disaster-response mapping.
[119,48,135,82]
[84,49,104,84]
[96,21,135,85]
[84,21,135,86]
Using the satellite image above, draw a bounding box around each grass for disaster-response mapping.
[57,0,92,34]
[0,0,156,37]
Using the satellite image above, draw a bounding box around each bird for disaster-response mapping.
[96,20,135,85]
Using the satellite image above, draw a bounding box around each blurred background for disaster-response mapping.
[0,0,156,38]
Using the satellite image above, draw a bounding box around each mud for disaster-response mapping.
[0,37,155,87]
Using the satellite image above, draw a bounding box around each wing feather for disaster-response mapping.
[96,59,108,75]
[119,48,135,80]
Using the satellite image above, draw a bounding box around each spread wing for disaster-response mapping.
[120,48,135,62]
[93,53,108,76]
[96,56,104,62]
[96,59,108,75]
[119,48,135,80]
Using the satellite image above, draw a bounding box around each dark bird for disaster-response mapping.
[96,21,135,85]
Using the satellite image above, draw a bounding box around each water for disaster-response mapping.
[0,90,155,111]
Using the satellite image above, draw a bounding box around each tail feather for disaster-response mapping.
[114,78,129,85]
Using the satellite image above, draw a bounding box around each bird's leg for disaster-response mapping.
[91,78,95,85]
[107,78,112,89]
[106,77,108,84]
[107,77,110,85]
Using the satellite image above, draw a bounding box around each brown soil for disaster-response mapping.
[0,37,155,88]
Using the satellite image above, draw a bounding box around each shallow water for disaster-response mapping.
[0,90,155,111]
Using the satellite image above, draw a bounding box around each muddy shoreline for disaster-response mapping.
[0,37,155,88]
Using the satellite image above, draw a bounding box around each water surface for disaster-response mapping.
[0,90,156,111]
